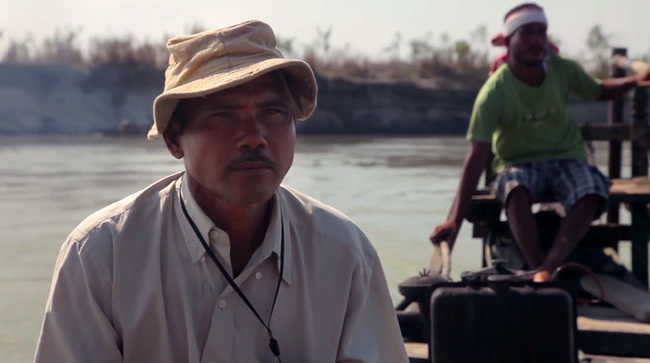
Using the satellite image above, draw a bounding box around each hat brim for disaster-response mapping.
[149,58,317,139]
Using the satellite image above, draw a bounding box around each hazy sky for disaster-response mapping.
[2,0,649,59]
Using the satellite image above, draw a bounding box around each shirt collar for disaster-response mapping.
[174,175,292,285]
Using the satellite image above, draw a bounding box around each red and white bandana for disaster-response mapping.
[491,4,548,47]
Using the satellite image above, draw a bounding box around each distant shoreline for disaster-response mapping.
[0,64,609,136]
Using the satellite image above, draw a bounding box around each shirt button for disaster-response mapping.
[218,300,227,309]
[255,272,262,279]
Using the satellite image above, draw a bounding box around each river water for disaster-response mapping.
[0,135,631,362]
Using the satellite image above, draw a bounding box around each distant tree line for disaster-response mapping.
[0,24,646,81]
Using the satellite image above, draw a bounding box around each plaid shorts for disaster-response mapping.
[494,159,610,217]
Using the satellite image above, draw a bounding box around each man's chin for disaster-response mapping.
[515,56,546,68]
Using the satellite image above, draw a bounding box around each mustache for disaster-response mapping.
[227,148,275,169]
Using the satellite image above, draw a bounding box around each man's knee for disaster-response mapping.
[557,160,610,217]
[568,194,605,219]
[505,186,533,215]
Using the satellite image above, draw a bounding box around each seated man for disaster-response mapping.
[430,3,650,281]
[34,20,408,362]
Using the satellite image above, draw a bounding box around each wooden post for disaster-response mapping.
[630,84,649,287]
[607,48,627,224]
[631,204,649,287]
[631,86,648,177]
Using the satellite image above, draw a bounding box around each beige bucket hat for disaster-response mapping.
[148,20,318,139]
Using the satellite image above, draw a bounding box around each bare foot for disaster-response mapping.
[533,270,551,282]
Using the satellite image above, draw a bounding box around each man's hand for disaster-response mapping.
[429,219,459,249]
[601,58,650,100]
[613,55,650,86]
[429,140,491,251]
[638,63,650,87]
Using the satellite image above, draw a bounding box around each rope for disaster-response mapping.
[552,262,605,305]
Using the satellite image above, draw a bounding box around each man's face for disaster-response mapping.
[164,72,296,207]
[508,22,548,67]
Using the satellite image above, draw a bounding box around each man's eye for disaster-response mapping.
[209,112,232,118]
[266,108,286,115]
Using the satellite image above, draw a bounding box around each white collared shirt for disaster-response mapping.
[34,172,408,363]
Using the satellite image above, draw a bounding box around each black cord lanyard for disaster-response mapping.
[179,195,284,362]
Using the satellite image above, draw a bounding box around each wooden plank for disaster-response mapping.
[581,124,631,141]
[576,304,650,358]
[580,354,650,362]
[579,319,650,334]
[610,177,650,195]
[578,305,650,334]
[469,177,650,206]
[466,189,501,224]
[581,274,650,322]
[472,221,628,245]
[404,342,428,361]
[610,177,650,204]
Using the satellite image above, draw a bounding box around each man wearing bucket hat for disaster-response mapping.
[431,3,650,282]
[35,20,408,363]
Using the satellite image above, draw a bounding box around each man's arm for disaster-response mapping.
[598,63,650,100]
[34,237,122,363]
[430,140,492,249]
[599,75,642,100]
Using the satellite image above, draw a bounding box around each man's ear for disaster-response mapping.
[163,122,184,160]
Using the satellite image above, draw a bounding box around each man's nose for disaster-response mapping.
[530,32,547,46]
[236,116,267,149]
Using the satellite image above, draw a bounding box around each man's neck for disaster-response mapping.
[188,182,273,277]
[217,203,271,277]
[507,57,546,87]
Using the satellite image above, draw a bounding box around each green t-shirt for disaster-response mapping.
[466,56,603,172]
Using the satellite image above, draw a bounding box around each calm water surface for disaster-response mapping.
[0,135,631,362]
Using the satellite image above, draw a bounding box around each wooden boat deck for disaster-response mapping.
[404,344,650,363]
[578,305,650,359]
[578,306,650,335]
